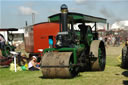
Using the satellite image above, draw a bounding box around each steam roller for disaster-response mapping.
[121,40,128,69]
[41,4,107,78]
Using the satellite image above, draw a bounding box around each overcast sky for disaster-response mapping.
[0,0,128,28]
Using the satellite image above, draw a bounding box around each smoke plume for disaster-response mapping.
[19,6,38,15]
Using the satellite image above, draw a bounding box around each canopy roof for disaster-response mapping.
[0,28,18,31]
[48,12,106,23]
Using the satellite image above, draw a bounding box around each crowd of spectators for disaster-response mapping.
[99,34,122,47]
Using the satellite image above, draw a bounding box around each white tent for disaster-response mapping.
[11,28,24,34]
[111,20,128,30]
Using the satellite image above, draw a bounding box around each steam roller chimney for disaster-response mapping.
[60,4,68,32]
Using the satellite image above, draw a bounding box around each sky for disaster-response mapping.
[0,0,128,28]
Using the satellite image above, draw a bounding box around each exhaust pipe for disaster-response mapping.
[60,4,68,32]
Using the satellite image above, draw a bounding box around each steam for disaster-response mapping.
[75,0,127,29]
[19,6,38,15]
[75,0,87,4]
[100,8,113,18]
[75,0,124,3]
[99,7,126,29]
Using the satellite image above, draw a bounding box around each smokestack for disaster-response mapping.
[32,13,35,25]
[60,4,68,32]
[25,21,28,26]
[107,23,109,30]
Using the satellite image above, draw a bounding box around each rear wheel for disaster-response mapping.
[90,40,106,71]
[121,46,128,68]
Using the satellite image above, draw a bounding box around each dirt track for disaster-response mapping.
[106,45,123,56]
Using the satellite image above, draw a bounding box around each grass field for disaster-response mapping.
[0,45,128,85]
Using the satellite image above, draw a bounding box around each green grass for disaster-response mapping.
[0,46,128,85]
[0,55,127,85]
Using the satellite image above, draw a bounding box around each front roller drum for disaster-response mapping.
[41,52,78,78]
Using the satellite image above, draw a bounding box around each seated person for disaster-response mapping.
[28,56,40,71]
[0,34,5,49]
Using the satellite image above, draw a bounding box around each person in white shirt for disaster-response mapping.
[28,56,40,71]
